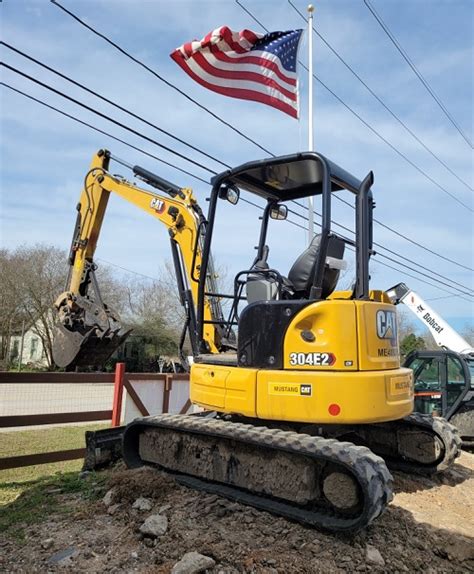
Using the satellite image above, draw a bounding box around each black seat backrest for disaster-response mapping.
[288,234,345,299]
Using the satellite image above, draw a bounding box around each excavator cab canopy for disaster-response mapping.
[197,152,375,353]
[211,152,362,201]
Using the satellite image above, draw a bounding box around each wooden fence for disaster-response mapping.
[0,364,190,470]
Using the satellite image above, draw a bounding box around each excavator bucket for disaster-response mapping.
[52,322,130,369]
[52,292,131,370]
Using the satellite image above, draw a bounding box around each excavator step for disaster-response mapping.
[122,414,393,533]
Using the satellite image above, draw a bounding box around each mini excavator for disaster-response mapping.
[53,150,461,533]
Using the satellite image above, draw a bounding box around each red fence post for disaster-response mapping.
[111,362,125,427]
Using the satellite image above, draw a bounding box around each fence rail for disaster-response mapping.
[0,364,190,471]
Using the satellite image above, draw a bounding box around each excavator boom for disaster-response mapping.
[52,149,224,369]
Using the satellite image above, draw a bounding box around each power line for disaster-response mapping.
[331,193,474,273]
[51,2,474,262]
[6,51,472,283]
[49,0,273,157]
[0,82,209,185]
[1,41,230,172]
[363,0,473,149]
[5,56,472,296]
[234,2,474,272]
[236,0,473,213]
[1,62,217,176]
[3,64,471,294]
[287,0,473,192]
[289,200,474,296]
[3,81,471,303]
[370,257,472,304]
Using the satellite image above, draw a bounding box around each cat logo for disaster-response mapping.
[150,198,166,214]
[376,310,397,344]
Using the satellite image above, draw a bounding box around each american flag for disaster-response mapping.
[170,26,304,118]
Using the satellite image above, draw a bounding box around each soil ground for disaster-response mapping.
[0,452,473,573]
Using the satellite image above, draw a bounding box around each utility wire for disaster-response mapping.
[328,192,474,273]
[3,64,472,293]
[2,81,470,303]
[236,0,473,212]
[1,62,217,176]
[235,1,474,271]
[4,58,472,294]
[287,0,473,192]
[0,82,209,185]
[1,42,230,171]
[363,0,473,149]
[289,200,474,296]
[51,1,474,258]
[369,257,472,303]
[6,50,472,282]
[49,0,273,157]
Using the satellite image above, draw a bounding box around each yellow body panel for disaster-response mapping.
[356,302,400,370]
[283,300,359,370]
[256,368,413,423]
[191,297,413,424]
[191,364,258,417]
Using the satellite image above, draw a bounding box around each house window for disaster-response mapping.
[30,338,38,359]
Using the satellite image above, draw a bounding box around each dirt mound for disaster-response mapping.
[108,466,175,504]
[1,453,473,573]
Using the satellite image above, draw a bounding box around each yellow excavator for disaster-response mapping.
[53,149,461,533]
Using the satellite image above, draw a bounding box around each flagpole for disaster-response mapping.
[307,4,314,246]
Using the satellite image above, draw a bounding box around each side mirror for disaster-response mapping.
[219,184,240,205]
[270,204,288,220]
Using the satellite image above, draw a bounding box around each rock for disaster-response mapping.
[366,545,385,567]
[445,538,474,562]
[340,556,352,562]
[159,504,172,513]
[139,514,168,538]
[266,559,277,566]
[41,538,54,550]
[131,551,138,559]
[171,551,216,574]
[133,497,153,511]
[47,547,79,565]
[79,470,91,480]
[102,488,116,507]
[107,503,121,515]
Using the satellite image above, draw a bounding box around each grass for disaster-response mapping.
[0,424,110,541]
[0,423,108,504]
[0,471,108,542]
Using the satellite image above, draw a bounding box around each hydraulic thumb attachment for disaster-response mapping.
[52,263,131,369]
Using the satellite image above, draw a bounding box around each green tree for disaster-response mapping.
[400,333,426,357]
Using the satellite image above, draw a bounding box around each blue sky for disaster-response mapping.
[1,0,473,334]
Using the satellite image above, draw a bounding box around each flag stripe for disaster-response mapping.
[173,52,298,108]
[209,46,297,86]
[171,51,298,118]
[193,52,297,101]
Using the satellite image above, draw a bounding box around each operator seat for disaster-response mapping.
[246,234,345,304]
[287,234,345,299]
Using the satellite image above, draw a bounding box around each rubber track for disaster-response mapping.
[123,414,393,532]
[384,413,462,475]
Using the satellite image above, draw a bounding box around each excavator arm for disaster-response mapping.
[53,149,223,369]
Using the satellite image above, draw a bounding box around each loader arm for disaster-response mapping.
[53,149,222,369]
